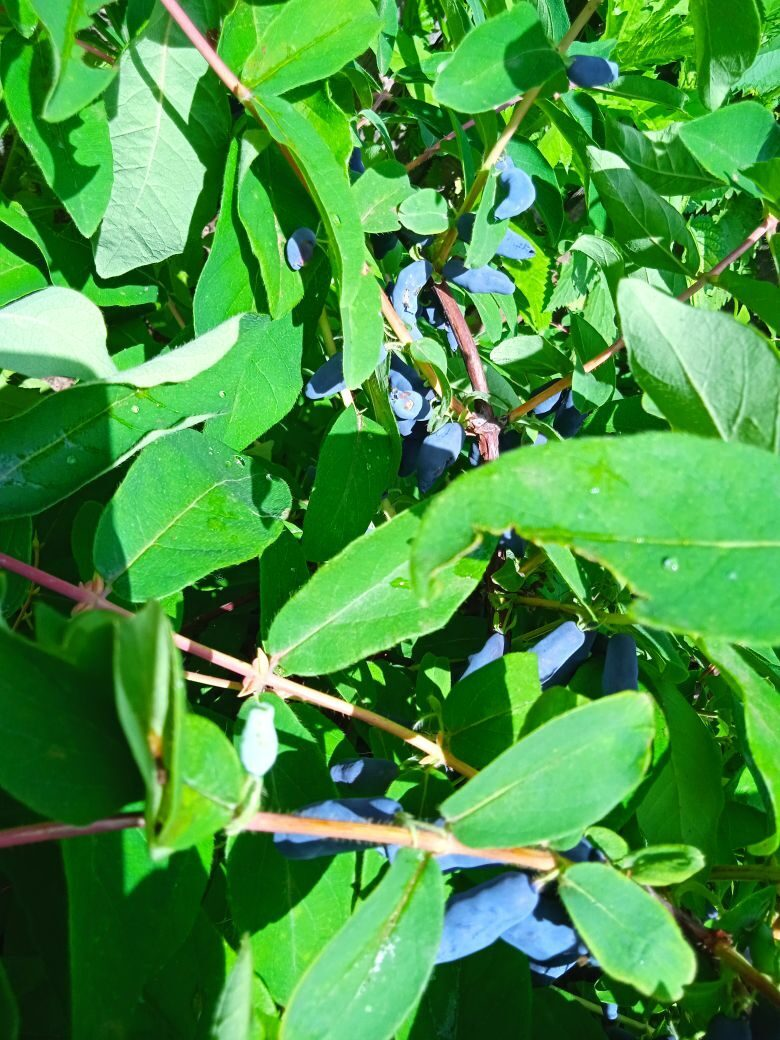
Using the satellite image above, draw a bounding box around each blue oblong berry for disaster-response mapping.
[348,146,365,175]
[496,228,536,261]
[436,872,539,964]
[392,260,433,332]
[305,351,346,400]
[417,422,465,495]
[494,159,535,221]
[602,634,639,696]
[456,214,535,262]
[501,892,586,965]
[442,259,514,296]
[528,621,595,688]
[498,529,525,556]
[389,388,424,421]
[553,389,587,439]
[568,54,620,88]
[273,796,402,860]
[532,388,563,417]
[330,757,400,794]
[399,422,426,475]
[419,302,458,353]
[285,227,317,270]
[388,352,427,395]
[459,632,506,682]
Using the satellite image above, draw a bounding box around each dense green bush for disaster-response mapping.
[0,0,778,1036]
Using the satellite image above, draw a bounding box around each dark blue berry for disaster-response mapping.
[568,54,620,88]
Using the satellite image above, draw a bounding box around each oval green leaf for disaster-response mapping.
[559,862,696,1002]
[441,693,655,847]
[281,850,444,1040]
[411,433,780,645]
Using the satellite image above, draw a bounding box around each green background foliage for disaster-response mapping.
[0,0,778,1037]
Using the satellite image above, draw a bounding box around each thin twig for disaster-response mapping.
[158,0,252,101]
[269,674,478,777]
[709,863,780,883]
[75,39,116,65]
[0,810,555,871]
[0,553,478,777]
[184,670,243,690]
[433,281,499,460]
[245,811,554,869]
[0,814,144,850]
[405,97,521,173]
[670,901,780,1009]
[505,213,778,423]
[514,595,582,615]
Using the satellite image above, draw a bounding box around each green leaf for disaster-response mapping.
[690,0,762,110]
[636,681,723,862]
[399,942,532,1040]
[0,190,158,309]
[433,5,566,113]
[64,830,209,1037]
[606,120,720,197]
[443,653,542,768]
[194,134,266,334]
[0,315,286,518]
[0,225,48,307]
[267,503,492,675]
[588,147,697,275]
[398,189,450,235]
[719,271,780,335]
[280,850,444,1040]
[0,292,266,388]
[0,623,140,824]
[237,131,305,320]
[0,516,32,616]
[302,406,396,563]
[114,602,182,842]
[703,641,780,854]
[410,433,780,645]
[93,3,229,277]
[352,159,414,232]
[559,862,696,1001]
[677,103,780,190]
[532,989,607,1040]
[0,961,19,1040]
[209,936,256,1040]
[0,286,113,380]
[619,281,780,452]
[94,429,290,602]
[440,693,654,847]
[29,0,116,121]
[204,312,304,451]
[618,844,706,885]
[254,92,383,388]
[260,529,310,642]
[156,712,245,852]
[243,0,380,95]
[0,34,112,236]
[4,0,37,37]
[464,176,506,269]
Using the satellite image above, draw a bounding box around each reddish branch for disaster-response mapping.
[433,281,500,461]
[0,553,476,777]
[507,213,779,423]
[0,810,554,872]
